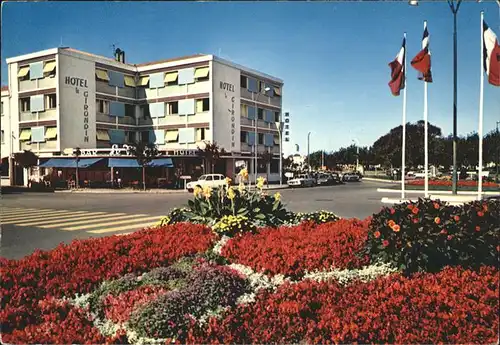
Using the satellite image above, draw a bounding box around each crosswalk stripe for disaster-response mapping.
[39,213,140,229]
[2,208,55,217]
[19,212,110,227]
[1,207,39,214]
[88,221,159,234]
[67,216,160,231]
[1,210,88,223]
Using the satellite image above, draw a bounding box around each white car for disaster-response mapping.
[186,174,226,192]
[287,174,315,188]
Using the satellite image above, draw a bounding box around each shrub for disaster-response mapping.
[221,219,371,279]
[364,198,500,275]
[0,223,216,334]
[294,210,341,224]
[1,299,104,344]
[128,264,249,340]
[187,266,499,344]
[182,183,292,230]
[212,215,256,236]
[158,207,189,226]
[102,285,169,324]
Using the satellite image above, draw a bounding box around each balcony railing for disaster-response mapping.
[19,109,57,122]
[39,140,57,150]
[19,77,56,92]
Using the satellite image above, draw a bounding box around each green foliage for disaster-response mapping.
[363,198,500,276]
[88,274,140,318]
[183,185,292,231]
[158,208,189,226]
[212,215,256,236]
[13,150,38,168]
[294,210,341,225]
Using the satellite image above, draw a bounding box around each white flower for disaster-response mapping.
[212,235,231,255]
[228,263,289,292]
[303,263,398,286]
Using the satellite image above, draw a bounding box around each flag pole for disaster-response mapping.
[478,11,484,200]
[423,20,429,199]
[401,32,407,200]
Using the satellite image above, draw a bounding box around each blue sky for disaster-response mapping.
[1,1,499,155]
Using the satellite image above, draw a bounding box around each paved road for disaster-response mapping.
[1,180,388,260]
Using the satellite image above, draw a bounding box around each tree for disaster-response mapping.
[127,142,159,190]
[196,142,226,174]
[260,151,274,185]
[13,150,38,187]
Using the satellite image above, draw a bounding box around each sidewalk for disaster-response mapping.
[56,184,289,194]
[363,177,401,184]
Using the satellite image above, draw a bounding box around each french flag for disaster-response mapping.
[388,37,406,96]
[411,22,433,83]
[483,19,500,86]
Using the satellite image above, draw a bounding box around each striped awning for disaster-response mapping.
[39,158,103,168]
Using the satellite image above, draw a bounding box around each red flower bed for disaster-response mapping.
[221,219,371,278]
[1,223,216,334]
[1,299,104,344]
[407,179,499,187]
[103,285,169,324]
[187,266,499,344]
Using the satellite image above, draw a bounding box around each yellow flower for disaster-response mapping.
[274,192,281,201]
[225,177,232,186]
[193,186,202,198]
[202,185,212,199]
[256,176,266,189]
[227,187,236,200]
[238,168,249,181]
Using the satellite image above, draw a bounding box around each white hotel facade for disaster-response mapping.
[0,47,283,186]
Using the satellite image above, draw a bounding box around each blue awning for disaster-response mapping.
[149,158,174,168]
[108,158,141,168]
[39,158,103,168]
[108,158,174,168]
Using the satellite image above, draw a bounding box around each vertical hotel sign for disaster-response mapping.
[58,54,96,149]
[64,76,90,143]
[220,81,236,149]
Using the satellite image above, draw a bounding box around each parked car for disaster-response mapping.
[316,173,334,186]
[342,172,361,182]
[186,174,226,192]
[330,172,342,184]
[288,174,316,188]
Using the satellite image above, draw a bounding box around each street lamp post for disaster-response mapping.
[352,139,360,172]
[275,120,284,186]
[409,0,462,195]
[75,147,81,189]
[307,131,311,171]
[496,121,500,183]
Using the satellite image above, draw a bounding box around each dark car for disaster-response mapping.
[342,172,361,182]
[316,173,334,186]
[330,172,342,184]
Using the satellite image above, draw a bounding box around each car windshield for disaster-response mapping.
[198,176,207,180]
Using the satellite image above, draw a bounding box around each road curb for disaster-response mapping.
[377,188,500,196]
[363,177,401,184]
[55,185,290,194]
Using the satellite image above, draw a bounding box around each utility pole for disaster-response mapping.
[307,132,311,171]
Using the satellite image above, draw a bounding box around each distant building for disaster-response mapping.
[1,47,284,186]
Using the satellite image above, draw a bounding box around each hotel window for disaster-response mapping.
[257,108,264,120]
[164,72,178,86]
[141,131,149,143]
[258,133,264,145]
[240,75,247,88]
[125,104,135,118]
[95,69,110,82]
[165,130,179,143]
[273,86,282,97]
[141,104,151,119]
[240,104,247,117]
[1,101,3,116]
[45,94,57,109]
[270,160,279,173]
[247,78,258,92]
[274,111,280,122]
[45,127,58,140]
[20,98,30,112]
[274,135,280,146]
[196,98,210,113]
[1,130,4,144]
[168,101,179,115]
[127,131,136,143]
[194,67,209,81]
[43,61,56,78]
[96,99,109,114]
[18,66,30,81]
[138,76,150,88]
[240,131,247,143]
[196,128,206,141]
[124,75,136,87]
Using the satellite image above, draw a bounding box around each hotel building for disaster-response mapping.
[1,47,283,187]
